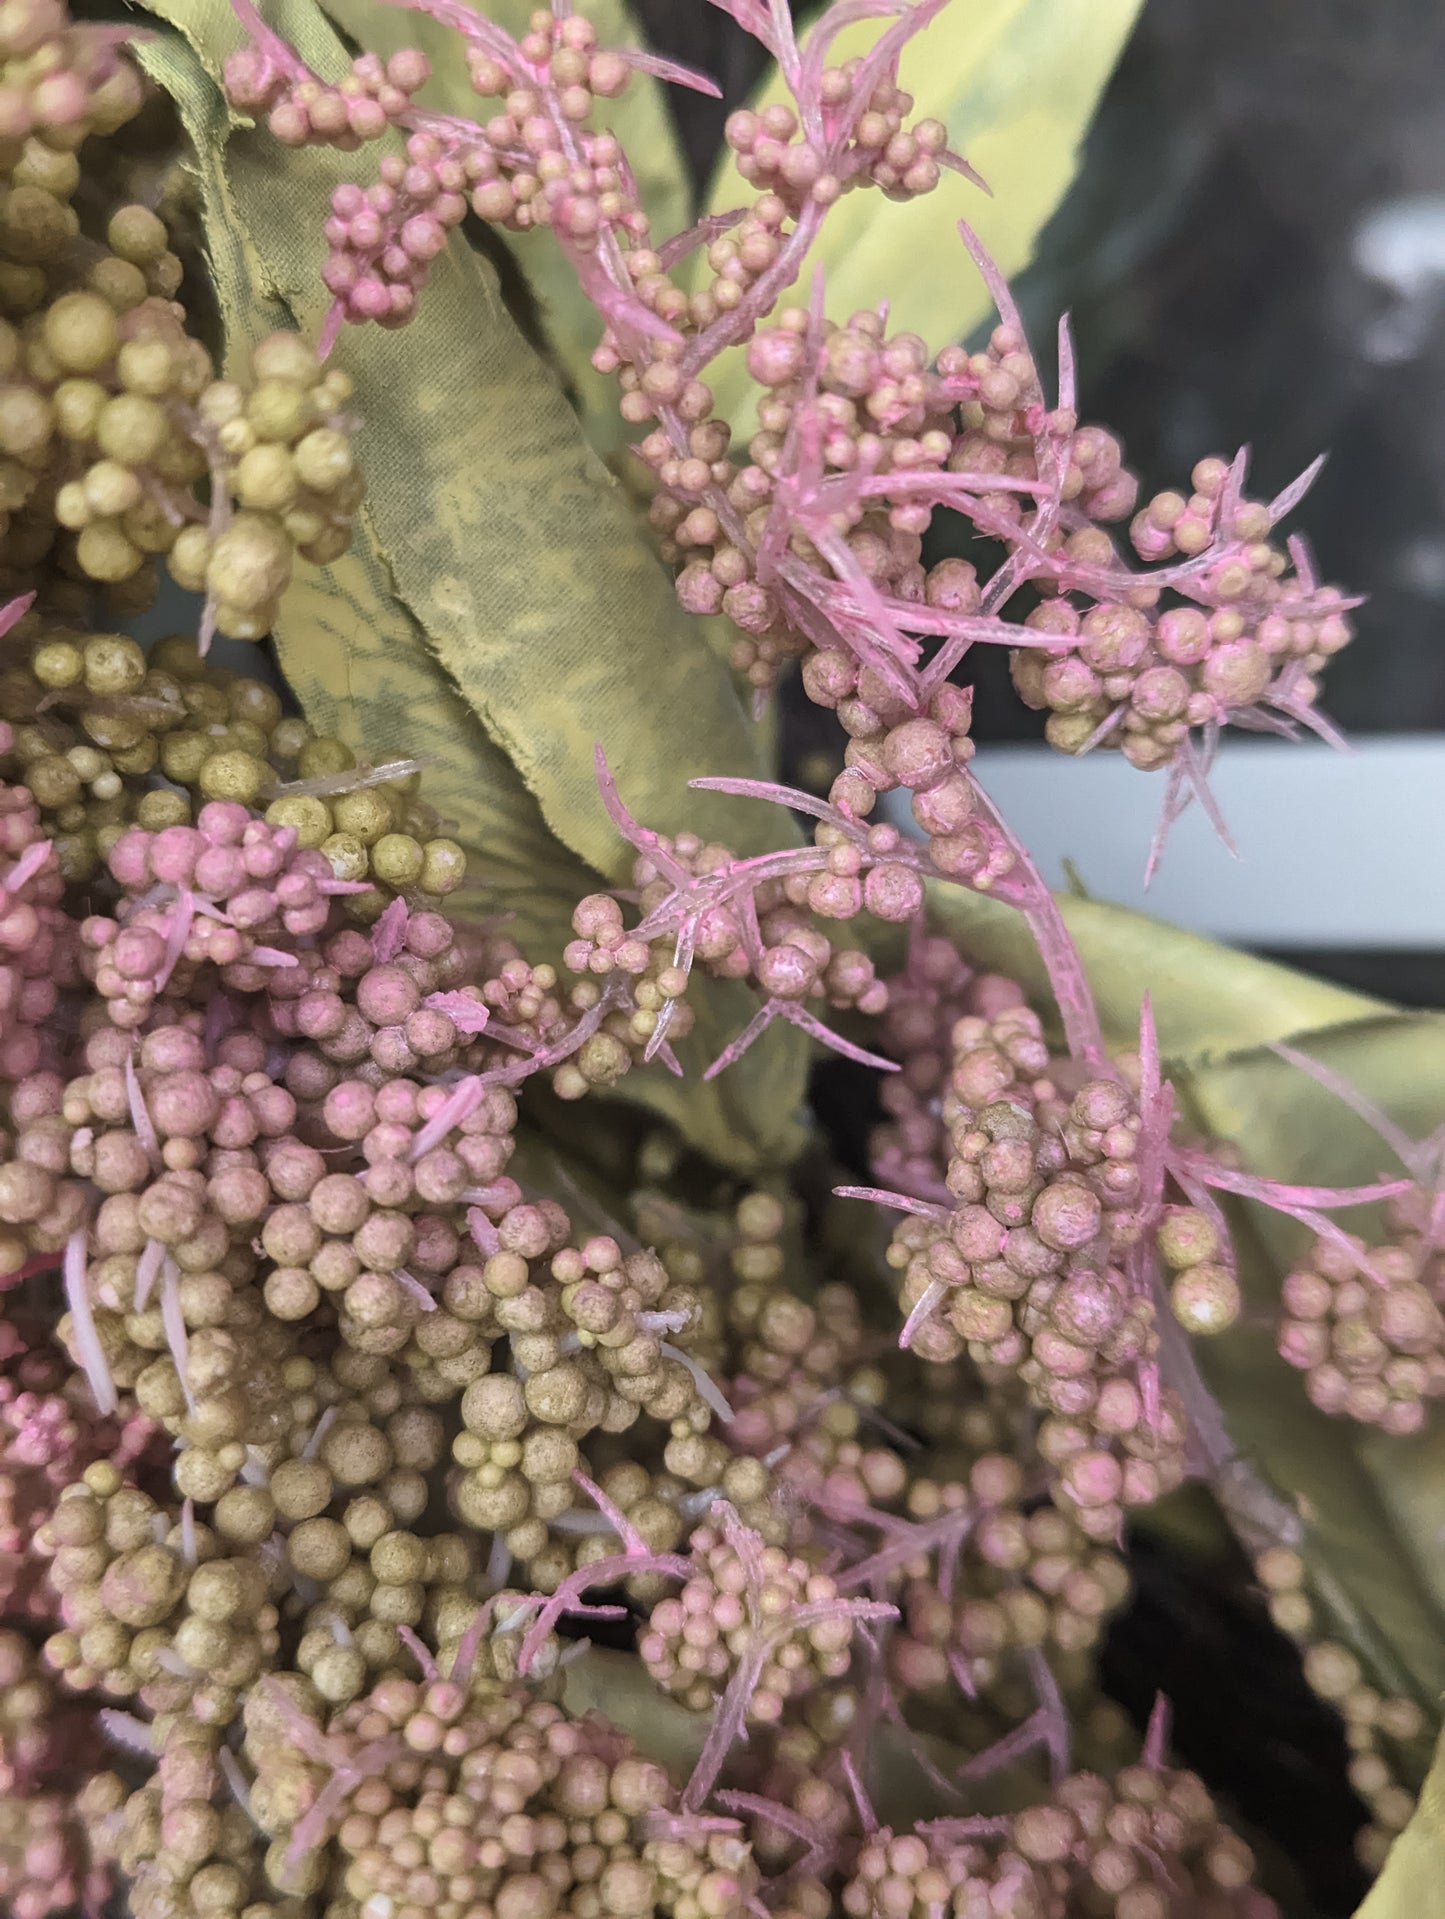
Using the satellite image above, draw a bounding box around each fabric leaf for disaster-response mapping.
[693,0,1145,436]
[1354,1727,1445,1918]
[132,2,810,1168]
[1176,1018,1445,1711]
[920,880,1390,1061]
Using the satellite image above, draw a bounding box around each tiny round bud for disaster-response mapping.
[1170,1262,1241,1335]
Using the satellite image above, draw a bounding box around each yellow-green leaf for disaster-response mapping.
[1354,1727,1445,1918]
[1176,1017,1445,1711]
[562,1644,988,1820]
[693,0,1145,437]
[133,2,810,1169]
[921,880,1391,1062]
[311,0,690,456]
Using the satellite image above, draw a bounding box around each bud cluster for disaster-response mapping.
[844,1761,1258,1919]
[243,1664,760,1919]
[1254,1545,1427,1871]
[0,87,363,636]
[882,1003,1186,1533]
[1278,1222,1445,1432]
[888,1455,1131,1707]
[639,1517,858,1725]
[224,41,431,150]
[0,0,142,151]
[0,1629,122,1919]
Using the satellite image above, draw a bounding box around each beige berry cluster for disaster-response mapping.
[0,176,173,614]
[243,1665,759,1918]
[2,147,363,629]
[91,1713,255,1919]
[5,621,464,905]
[169,331,363,638]
[1254,1546,1426,1871]
[0,1628,123,1919]
[635,1185,904,1537]
[33,775,745,1620]
[446,1229,736,1592]
[0,770,75,1130]
[38,1465,278,1712]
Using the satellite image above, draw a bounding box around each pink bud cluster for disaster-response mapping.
[639,1515,859,1723]
[223,31,430,149]
[570,754,981,1083]
[81,801,356,1026]
[860,961,1189,1534]
[885,1454,1130,1705]
[223,7,673,341]
[0,0,143,148]
[1279,1224,1445,1433]
[320,139,467,331]
[869,933,1002,1201]
[725,80,951,212]
[1012,452,1356,772]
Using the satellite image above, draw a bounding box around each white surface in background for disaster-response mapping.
[887,736,1445,948]
[1353,194,1445,363]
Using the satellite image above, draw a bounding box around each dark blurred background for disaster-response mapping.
[634,0,1445,1014]
[627,7,1445,1909]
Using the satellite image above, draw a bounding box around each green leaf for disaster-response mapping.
[1354,1728,1445,1918]
[921,881,1391,1061]
[132,0,810,1170]
[309,0,691,458]
[562,1644,990,1822]
[692,0,1145,437]
[1176,1017,1445,1711]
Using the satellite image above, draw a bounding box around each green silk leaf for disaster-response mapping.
[692,0,1145,438]
[132,0,810,1168]
[1354,1726,1445,1917]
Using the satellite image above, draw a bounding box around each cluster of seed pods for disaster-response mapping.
[874,999,1187,1535]
[1277,1224,1445,1432]
[843,1760,1258,1919]
[0,1,1423,1913]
